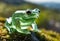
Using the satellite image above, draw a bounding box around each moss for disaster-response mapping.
[0,17,60,41]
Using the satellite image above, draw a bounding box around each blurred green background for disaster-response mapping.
[0,0,60,33]
[0,0,60,41]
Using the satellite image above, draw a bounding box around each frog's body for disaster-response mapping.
[5,8,40,34]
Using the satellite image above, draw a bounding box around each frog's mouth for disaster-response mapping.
[24,14,38,19]
[24,16,36,19]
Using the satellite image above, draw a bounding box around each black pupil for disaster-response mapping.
[39,10,40,13]
[26,11,31,15]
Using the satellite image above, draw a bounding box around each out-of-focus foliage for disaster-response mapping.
[0,2,60,31]
[40,29,60,41]
[0,2,60,23]
[0,2,60,41]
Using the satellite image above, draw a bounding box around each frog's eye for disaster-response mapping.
[26,10,31,15]
[38,10,40,13]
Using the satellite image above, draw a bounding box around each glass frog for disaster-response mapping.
[5,8,40,34]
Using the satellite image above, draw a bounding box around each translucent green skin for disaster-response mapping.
[5,8,40,34]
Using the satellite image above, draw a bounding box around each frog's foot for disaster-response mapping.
[27,26,41,33]
[27,26,34,31]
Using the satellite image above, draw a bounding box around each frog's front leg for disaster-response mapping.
[31,22,41,33]
[31,22,39,32]
[27,22,39,32]
[30,22,40,41]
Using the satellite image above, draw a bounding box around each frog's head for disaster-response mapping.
[15,8,40,19]
[26,8,40,18]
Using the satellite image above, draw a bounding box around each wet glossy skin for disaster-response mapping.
[5,8,40,34]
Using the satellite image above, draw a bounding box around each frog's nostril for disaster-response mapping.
[26,11,31,15]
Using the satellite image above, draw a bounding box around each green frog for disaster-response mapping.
[5,8,40,34]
